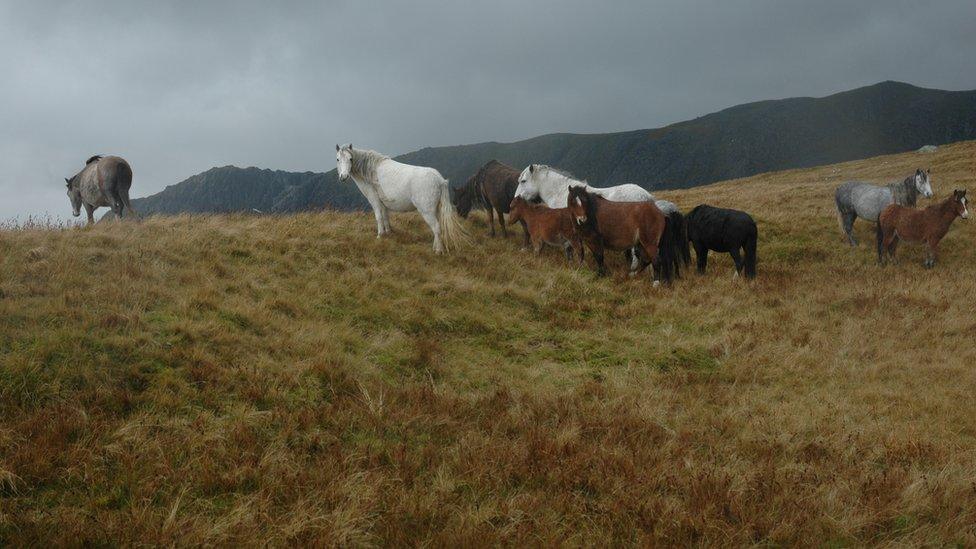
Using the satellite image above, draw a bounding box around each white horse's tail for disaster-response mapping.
[438,181,467,252]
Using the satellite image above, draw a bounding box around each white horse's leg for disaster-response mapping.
[419,207,443,253]
[371,204,385,237]
[380,204,392,234]
[363,191,385,237]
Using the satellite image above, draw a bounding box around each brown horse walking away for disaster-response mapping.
[454,160,529,245]
[566,186,681,284]
[877,189,969,268]
[508,197,583,263]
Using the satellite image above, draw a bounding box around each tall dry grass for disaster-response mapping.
[2,143,976,545]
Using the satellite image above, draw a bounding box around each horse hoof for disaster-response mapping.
[652,280,661,288]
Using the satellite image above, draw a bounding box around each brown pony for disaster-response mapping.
[508,197,583,263]
[566,186,681,284]
[455,160,529,245]
[877,189,969,268]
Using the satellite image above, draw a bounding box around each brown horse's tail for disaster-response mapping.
[657,211,683,283]
[672,210,691,267]
[438,181,468,252]
[876,214,885,263]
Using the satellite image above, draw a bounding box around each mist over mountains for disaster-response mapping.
[129,81,976,215]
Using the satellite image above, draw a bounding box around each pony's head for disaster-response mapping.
[515,164,543,200]
[336,144,353,181]
[567,185,589,226]
[507,197,528,225]
[952,189,969,219]
[915,168,933,198]
[453,176,476,218]
[65,176,81,217]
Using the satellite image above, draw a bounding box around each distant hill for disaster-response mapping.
[129,166,370,215]
[130,81,976,215]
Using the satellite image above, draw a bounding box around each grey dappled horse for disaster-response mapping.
[66,155,137,224]
[834,169,932,246]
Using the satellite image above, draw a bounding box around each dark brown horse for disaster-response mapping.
[566,186,681,284]
[454,160,528,245]
[877,189,968,268]
[508,197,583,263]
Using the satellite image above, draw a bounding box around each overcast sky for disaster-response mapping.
[1,1,974,221]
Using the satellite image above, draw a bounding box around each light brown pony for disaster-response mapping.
[566,186,681,284]
[877,189,969,268]
[507,197,583,263]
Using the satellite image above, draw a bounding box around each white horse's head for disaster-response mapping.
[65,177,82,217]
[515,164,543,200]
[336,144,353,181]
[915,168,933,198]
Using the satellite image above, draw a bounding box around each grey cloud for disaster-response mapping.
[1,0,974,220]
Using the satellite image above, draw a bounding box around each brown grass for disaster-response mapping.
[2,142,976,545]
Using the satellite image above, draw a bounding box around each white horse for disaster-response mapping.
[335,144,465,253]
[514,164,676,212]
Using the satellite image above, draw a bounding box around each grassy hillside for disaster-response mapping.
[2,142,976,545]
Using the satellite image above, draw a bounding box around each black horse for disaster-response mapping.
[685,204,758,278]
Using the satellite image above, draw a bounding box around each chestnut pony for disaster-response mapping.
[877,189,969,268]
[508,197,583,263]
[567,186,681,284]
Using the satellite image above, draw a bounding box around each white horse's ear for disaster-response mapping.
[336,144,340,151]
[529,164,534,173]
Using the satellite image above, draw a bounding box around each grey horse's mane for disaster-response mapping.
[67,156,102,185]
[539,164,586,184]
[349,147,389,180]
[889,170,924,207]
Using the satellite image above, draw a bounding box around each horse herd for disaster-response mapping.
[335,144,757,285]
[63,148,969,282]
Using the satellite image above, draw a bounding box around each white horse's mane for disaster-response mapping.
[537,164,586,185]
[349,147,389,181]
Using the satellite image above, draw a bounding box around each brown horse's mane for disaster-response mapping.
[929,192,963,215]
[514,197,556,212]
[569,186,602,232]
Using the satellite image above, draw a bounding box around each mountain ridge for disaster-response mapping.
[128,81,976,215]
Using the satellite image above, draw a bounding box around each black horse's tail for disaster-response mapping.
[744,223,758,279]
[657,211,683,283]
